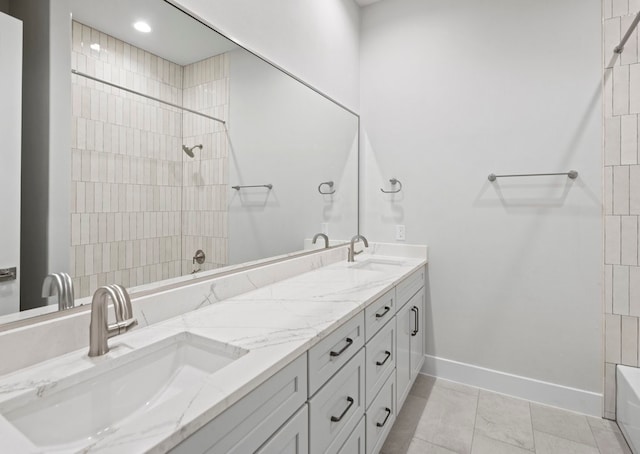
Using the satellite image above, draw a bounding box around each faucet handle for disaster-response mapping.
[42,272,75,311]
[109,284,133,321]
[109,317,138,337]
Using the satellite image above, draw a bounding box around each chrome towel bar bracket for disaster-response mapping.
[0,267,17,283]
[380,178,402,193]
[318,181,336,194]
[488,170,578,182]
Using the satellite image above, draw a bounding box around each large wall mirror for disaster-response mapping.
[0,0,359,326]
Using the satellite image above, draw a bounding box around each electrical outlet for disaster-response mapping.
[396,225,406,241]
[321,223,329,235]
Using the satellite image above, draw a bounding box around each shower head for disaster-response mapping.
[182,144,203,158]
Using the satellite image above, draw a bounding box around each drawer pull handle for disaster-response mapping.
[375,306,391,319]
[330,337,353,357]
[411,306,419,336]
[331,397,354,422]
[376,350,392,366]
[376,407,392,427]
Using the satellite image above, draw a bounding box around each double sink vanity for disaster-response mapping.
[0,243,427,453]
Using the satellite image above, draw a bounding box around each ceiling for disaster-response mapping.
[70,0,238,66]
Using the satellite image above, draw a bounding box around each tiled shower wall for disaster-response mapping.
[181,55,230,273]
[603,1,640,419]
[70,22,229,297]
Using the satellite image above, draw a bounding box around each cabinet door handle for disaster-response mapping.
[375,305,391,319]
[376,407,392,427]
[330,337,353,357]
[330,396,354,422]
[411,306,419,336]
[376,350,392,366]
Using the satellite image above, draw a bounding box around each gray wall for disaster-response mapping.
[228,48,359,264]
[47,0,71,284]
[172,0,361,112]
[360,0,602,400]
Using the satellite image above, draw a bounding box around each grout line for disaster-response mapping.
[585,415,602,453]
[469,388,480,453]
[528,402,536,453]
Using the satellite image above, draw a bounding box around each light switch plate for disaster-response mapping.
[396,225,405,241]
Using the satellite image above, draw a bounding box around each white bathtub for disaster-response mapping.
[617,365,640,453]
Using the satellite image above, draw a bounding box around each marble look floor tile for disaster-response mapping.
[434,377,481,397]
[408,373,436,399]
[406,437,458,454]
[413,383,478,453]
[471,431,534,454]
[587,418,632,454]
[530,403,598,447]
[474,390,534,450]
[533,430,600,454]
[587,416,620,431]
[381,395,428,454]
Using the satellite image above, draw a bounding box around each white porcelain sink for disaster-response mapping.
[0,332,247,449]
[350,258,406,271]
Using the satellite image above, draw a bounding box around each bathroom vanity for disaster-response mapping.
[0,244,427,453]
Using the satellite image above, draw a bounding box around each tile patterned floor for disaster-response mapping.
[381,375,632,454]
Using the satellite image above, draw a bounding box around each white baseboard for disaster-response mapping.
[421,354,602,417]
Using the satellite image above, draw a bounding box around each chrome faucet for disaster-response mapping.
[312,233,329,249]
[42,272,75,310]
[88,284,138,357]
[348,234,369,262]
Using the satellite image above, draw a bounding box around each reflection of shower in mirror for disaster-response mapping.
[182,144,203,158]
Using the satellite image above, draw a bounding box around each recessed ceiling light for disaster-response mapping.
[90,43,100,52]
[133,21,151,33]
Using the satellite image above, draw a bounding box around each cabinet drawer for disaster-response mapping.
[169,354,307,454]
[308,312,365,396]
[257,404,308,454]
[365,318,395,409]
[396,267,425,310]
[364,288,395,341]
[366,374,396,454]
[337,416,365,454]
[309,348,365,454]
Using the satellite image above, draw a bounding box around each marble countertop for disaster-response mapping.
[0,252,426,453]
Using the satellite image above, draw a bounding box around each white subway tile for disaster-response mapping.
[615,265,631,315]
[614,166,631,214]
[606,216,622,264]
[614,0,630,16]
[622,216,639,265]
[622,115,639,164]
[606,314,622,363]
[84,244,94,276]
[75,246,85,277]
[631,166,640,214]
[606,264,614,314]
[106,212,115,242]
[630,267,640,316]
[80,213,90,245]
[622,317,639,367]
[616,65,631,115]
[631,64,640,114]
